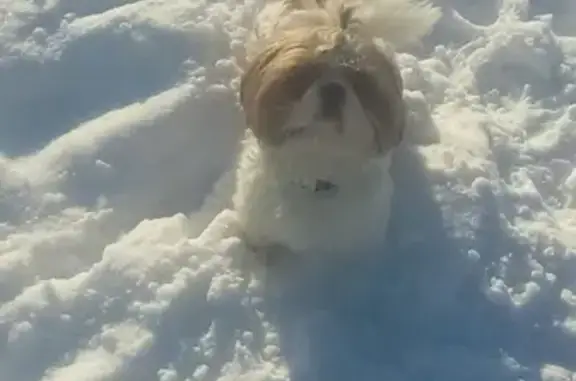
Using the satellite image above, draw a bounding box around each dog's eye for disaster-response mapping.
[285,125,306,137]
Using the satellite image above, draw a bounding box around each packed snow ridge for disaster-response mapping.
[1,0,576,380]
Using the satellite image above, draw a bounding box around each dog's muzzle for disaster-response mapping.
[319,82,346,121]
[314,179,337,193]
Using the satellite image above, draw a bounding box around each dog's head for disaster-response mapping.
[239,0,439,158]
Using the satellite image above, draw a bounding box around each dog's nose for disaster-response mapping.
[319,82,346,120]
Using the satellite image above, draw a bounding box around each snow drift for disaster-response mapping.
[1,0,576,380]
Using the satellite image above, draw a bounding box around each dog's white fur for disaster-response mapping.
[232,0,440,256]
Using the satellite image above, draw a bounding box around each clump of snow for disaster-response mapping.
[2,0,576,380]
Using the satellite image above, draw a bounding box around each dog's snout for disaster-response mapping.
[319,82,346,119]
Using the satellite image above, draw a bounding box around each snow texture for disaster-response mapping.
[1,0,576,380]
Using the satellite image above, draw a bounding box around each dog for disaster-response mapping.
[232,0,440,257]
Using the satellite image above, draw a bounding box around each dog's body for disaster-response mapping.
[232,0,440,256]
[233,130,395,254]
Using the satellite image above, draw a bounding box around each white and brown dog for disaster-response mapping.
[231,0,440,257]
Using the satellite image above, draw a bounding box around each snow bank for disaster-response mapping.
[1,0,576,380]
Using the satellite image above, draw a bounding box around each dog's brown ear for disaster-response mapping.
[339,6,354,29]
[344,62,405,153]
[287,0,322,9]
[240,42,324,145]
[239,46,280,139]
[286,0,302,10]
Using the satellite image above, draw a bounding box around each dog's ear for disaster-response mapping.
[285,0,303,10]
[240,41,324,145]
[286,0,323,9]
[344,60,405,153]
[338,5,354,29]
[239,45,280,141]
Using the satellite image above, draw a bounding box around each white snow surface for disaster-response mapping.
[1,0,576,380]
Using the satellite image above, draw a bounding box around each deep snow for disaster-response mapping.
[1,0,576,380]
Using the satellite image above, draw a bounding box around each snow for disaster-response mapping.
[1,0,576,380]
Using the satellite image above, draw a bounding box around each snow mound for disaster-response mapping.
[1,0,576,380]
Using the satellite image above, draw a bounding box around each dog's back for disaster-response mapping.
[249,0,441,57]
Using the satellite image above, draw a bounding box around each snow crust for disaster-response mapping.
[1,0,576,380]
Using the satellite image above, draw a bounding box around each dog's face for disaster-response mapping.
[240,6,406,159]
